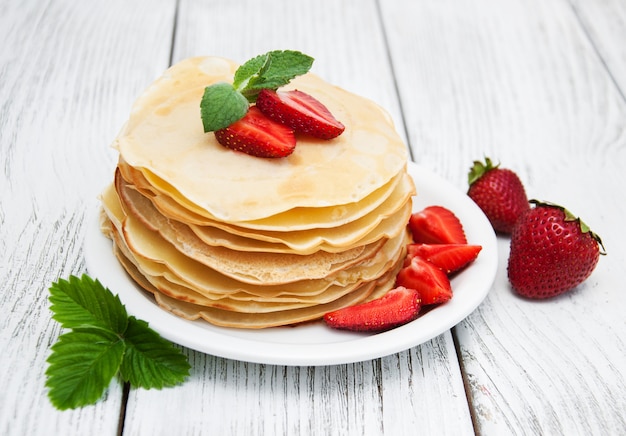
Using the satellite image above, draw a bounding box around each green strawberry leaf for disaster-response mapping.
[200,82,249,132]
[46,275,191,410]
[468,157,498,185]
[46,329,125,410]
[120,317,191,389]
[49,275,128,334]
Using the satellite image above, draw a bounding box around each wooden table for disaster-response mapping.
[2,0,625,434]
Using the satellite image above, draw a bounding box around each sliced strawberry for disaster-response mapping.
[214,106,296,158]
[408,206,468,245]
[323,286,421,333]
[406,243,482,274]
[256,89,345,139]
[395,256,452,305]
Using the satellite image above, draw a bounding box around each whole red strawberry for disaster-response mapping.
[467,157,529,233]
[507,200,605,299]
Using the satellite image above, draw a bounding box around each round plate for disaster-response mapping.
[84,162,498,366]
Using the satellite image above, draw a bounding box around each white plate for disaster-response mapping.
[84,162,498,366]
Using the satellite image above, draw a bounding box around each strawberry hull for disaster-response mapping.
[507,203,602,299]
[467,158,529,234]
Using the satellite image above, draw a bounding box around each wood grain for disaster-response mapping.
[572,0,626,97]
[173,0,407,142]
[2,0,626,435]
[120,1,474,434]
[0,0,175,434]
[381,0,626,434]
[123,336,474,435]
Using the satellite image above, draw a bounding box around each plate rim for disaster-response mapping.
[84,161,498,366]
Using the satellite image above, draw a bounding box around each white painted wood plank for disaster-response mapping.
[121,0,474,435]
[6,0,625,435]
[572,0,626,96]
[124,335,473,436]
[171,0,407,144]
[0,0,176,434]
[381,0,626,434]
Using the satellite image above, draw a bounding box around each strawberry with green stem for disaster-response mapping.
[507,200,605,299]
[467,157,529,234]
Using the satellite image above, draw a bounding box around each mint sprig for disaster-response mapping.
[233,50,314,100]
[46,275,190,410]
[200,50,314,132]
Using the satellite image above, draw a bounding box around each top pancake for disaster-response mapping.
[113,56,409,223]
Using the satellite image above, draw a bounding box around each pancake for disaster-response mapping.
[116,166,413,254]
[113,245,401,329]
[100,55,415,329]
[118,158,412,231]
[103,182,408,293]
[114,57,408,223]
[111,227,405,311]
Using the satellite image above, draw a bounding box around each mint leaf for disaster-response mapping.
[200,50,314,132]
[46,329,125,410]
[234,50,314,102]
[49,275,128,334]
[200,82,249,132]
[232,51,274,92]
[120,317,191,389]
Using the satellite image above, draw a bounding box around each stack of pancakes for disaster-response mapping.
[100,56,415,328]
